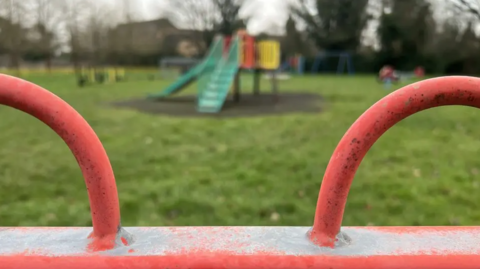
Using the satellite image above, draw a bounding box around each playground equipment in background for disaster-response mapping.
[311,51,354,75]
[378,65,397,89]
[77,67,126,87]
[159,57,200,79]
[147,30,281,113]
[279,54,305,75]
[395,66,425,81]
[3,74,480,269]
[378,65,425,89]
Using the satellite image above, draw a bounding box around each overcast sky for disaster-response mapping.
[106,0,456,49]
[121,0,292,35]
[121,0,385,47]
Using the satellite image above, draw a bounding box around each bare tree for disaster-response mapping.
[30,0,63,71]
[166,0,218,32]
[165,0,248,54]
[0,0,27,72]
[84,1,120,66]
[58,0,90,71]
[165,0,219,54]
[213,0,246,35]
[119,0,138,65]
[452,0,480,19]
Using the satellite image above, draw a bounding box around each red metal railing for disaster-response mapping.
[0,74,121,248]
[2,74,480,269]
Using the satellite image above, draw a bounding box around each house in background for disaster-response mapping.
[109,18,205,59]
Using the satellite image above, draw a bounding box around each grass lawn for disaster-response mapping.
[1,71,480,228]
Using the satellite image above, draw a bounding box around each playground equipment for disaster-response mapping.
[77,67,126,87]
[280,54,305,75]
[3,74,480,268]
[394,66,425,82]
[159,57,200,79]
[378,65,425,89]
[275,55,304,79]
[378,65,398,89]
[311,51,354,75]
[259,40,291,80]
[147,30,281,113]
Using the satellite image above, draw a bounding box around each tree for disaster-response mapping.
[118,0,139,64]
[165,0,248,54]
[0,0,27,72]
[213,0,246,36]
[452,0,480,21]
[283,16,305,56]
[376,0,436,70]
[58,0,90,70]
[166,0,218,32]
[29,0,62,70]
[459,22,479,56]
[83,0,118,66]
[165,0,218,54]
[291,0,371,52]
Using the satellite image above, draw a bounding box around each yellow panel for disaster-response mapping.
[257,40,280,70]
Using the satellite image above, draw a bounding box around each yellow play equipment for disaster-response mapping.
[256,40,281,70]
[229,37,281,97]
[77,67,126,87]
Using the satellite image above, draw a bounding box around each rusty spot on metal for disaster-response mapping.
[433,93,446,103]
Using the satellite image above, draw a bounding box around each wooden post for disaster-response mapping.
[233,71,241,103]
[253,68,261,95]
[271,71,279,103]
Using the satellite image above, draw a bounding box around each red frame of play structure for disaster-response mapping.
[224,32,256,69]
[1,74,480,268]
[238,32,256,69]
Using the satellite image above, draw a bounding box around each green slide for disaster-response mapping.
[197,37,240,113]
[147,37,224,99]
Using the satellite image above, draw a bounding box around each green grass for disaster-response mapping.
[1,72,480,228]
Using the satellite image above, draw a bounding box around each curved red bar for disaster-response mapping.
[0,74,120,242]
[309,76,480,247]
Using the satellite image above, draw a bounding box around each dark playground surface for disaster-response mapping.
[111,92,324,118]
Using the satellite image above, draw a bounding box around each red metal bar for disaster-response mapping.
[310,76,480,247]
[0,74,120,246]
